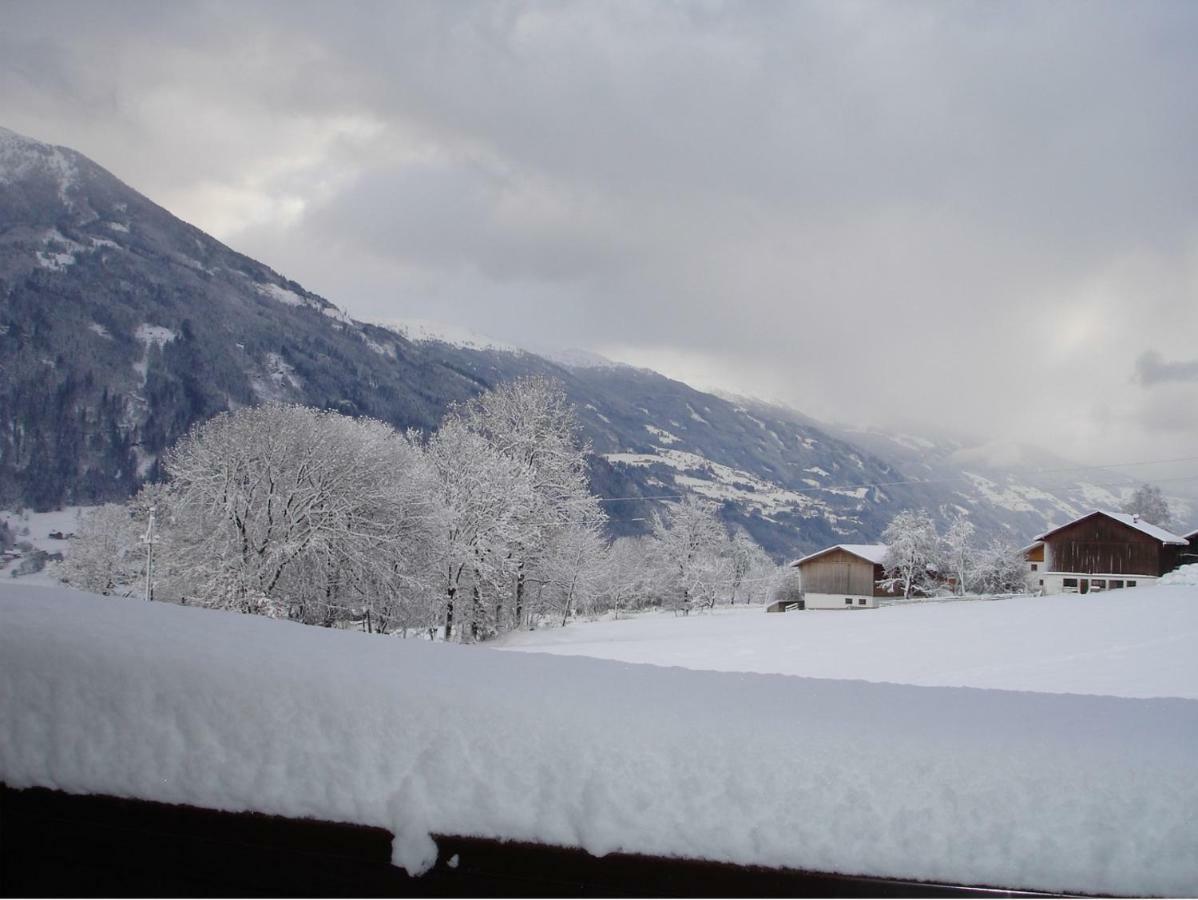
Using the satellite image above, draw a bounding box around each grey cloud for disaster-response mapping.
[4,0,1198,468]
[1134,351,1198,387]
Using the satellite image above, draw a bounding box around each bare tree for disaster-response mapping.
[152,406,438,622]
[940,512,976,596]
[458,375,604,630]
[973,539,1029,595]
[538,519,609,625]
[652,496,729,613]
[1122,483,1172,528]
[56,503,143,595]
[725,532,777,605]
[424,415,537,642]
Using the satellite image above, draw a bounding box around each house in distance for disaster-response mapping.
[1033,510,1190,595]
[786,544,893,610]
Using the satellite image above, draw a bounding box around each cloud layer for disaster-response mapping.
[3,0,1197,473]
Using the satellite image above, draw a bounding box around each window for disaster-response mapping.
[1092,579,1106,591]
[1030,563,1038,571]
[1127,580,1137,588]
[858,598,867,606]
[1109,580,1124,590]
[1063,578,1078,588]
[844,598,853,606]
[1038,579,1044,586]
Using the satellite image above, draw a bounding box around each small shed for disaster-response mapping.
[789,544,890,609]
[1033,510,1189,595]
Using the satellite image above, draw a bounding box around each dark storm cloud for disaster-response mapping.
[3,0,1198,465]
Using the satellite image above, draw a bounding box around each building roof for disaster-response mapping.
[1034,510,1189,546]
[1185,528,1198,541]
[790,543,889,568]
[1019,539,1044,554]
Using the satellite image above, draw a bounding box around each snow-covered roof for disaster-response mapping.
[790,543,888,567]
[1184,528,1198,541]
[1034,510,1189,546]
[1019,540,1044,554]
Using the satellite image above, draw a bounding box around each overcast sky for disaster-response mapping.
[4,0,1197,478]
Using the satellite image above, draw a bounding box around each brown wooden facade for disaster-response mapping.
[798,548,890,597]
[1043,513,1181,577]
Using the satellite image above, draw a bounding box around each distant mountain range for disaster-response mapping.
[0,126,1189,557]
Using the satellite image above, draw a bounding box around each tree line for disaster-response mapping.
[58,376,779,638]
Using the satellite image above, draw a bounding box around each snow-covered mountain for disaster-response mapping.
[1,126,1184,557]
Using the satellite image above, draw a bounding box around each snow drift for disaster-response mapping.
[1,584,1196,896]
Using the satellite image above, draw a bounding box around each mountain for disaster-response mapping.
[0,127,1176,558]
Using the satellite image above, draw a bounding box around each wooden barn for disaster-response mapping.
[1033,510,1189,595]
[788,544,891,610]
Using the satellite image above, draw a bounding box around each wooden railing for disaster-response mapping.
[0,785,1084,898]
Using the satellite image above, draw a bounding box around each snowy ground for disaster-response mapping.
[2,583,1197,896]
[0,506,87,584]
[497,588,1198,699]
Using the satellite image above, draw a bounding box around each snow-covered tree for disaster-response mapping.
[768,567,804,608]
[424,415,537,641]
[940,512,976,596]
[880,509,940,599]
[153,406,439,622]
[725,531,777,605]
[458,375,604,630]
[1122,483,1172,528]
[973,540,1029,595]
[56,504,143,595]
[597,535,658,618]
[538,519,609,625]
[652,496,729,613]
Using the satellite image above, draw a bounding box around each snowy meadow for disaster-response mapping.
[500,585,1198,698]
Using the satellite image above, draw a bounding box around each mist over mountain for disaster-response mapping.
[1,127,1185,557]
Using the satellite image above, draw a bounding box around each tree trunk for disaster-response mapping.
[514,564,526,629]
[470,573,483,642]
[444,586,456,642]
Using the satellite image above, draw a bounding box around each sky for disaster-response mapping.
[3,0,1197,480]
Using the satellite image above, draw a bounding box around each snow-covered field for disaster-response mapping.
[2,583,1197,896]
[498,587,1198,699]
[0,506,86,583]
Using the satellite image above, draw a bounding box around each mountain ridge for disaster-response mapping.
[1,126,1185,556]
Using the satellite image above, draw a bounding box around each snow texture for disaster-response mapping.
[257,282,310,308]
[791,543,888,567]
[1160,564,1198,587]
[2,584,1197,896]
[381,318,520,353]
[500,588,1198,700]
[0,507,86,583]
[0,127,79,205]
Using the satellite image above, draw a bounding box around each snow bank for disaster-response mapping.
[2,584,1196,896]
[1161,564,1198,587]
[500,587,1198,699]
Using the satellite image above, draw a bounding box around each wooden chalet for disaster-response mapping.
[787,544,892,610]
[1033,510,1189,595]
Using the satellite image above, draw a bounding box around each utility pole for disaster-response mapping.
[142,505,158,602]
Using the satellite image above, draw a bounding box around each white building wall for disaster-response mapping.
[805,592,877,610]
[1040,573,1158,596]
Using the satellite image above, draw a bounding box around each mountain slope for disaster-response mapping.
[2,126,1175,558]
